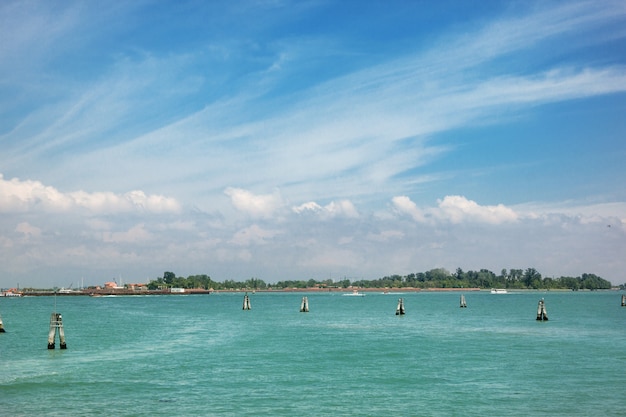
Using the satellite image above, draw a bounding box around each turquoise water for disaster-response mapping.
[1,291,625,416]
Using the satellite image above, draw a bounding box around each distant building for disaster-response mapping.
[127,283,148,291]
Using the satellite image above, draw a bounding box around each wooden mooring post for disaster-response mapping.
[396,298,405,315]
[242,293,251,310]
[536,298,548,321]
[47,312,67,349]
[300,296,309,312]
[460,294,467,308]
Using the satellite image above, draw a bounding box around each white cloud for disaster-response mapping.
[391,196,427,222]
[292,201,323,213]
[392,195,626,229]
[393,195,518,225]
[435,195,518,224]
[3,1,625,214]
[0,174,181,214]
[229,224,282,246]
[1,2,626,287]
[102,223,152,244]
[293,199,359,219]
[325,200,359,218]
[15,222,42,239]
[224,187,284,218]
[513,200,626,224]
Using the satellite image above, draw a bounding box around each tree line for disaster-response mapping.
[147,268,612,291]
[350,268,611,290]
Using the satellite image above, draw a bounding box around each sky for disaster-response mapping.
[1,0,626,288]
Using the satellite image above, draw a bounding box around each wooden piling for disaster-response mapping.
[536,298,548,321]
[47,313,67,349]
[621,294,626,307]
[396,298,405,315]
[242,293,251,310]
[460,294,467,308]
[300,296,309,312]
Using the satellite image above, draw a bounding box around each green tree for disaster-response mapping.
[455,268,465,280]
[523,268,541,288]
[163,271,176,285]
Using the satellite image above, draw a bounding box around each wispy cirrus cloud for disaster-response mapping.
[4,1,625,208]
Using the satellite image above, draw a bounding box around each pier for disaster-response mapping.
[47,312,67,349]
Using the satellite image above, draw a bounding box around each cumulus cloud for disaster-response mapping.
[224,187,283,218]
[393,195,518,224]
[293,199,359,219]
[0,174,181,214]
[512,201,626,226]
[15,222,42,239]
[391,196,426,222]
[229,224,282,246]
[292,201,323,213]
[435,195,518,224]
[102,223,152,243]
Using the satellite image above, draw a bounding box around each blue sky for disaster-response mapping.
[1,0,625,288]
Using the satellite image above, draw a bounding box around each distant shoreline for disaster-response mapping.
[15,287,487,296]
[15,287,612,297]
[11,287,607,296]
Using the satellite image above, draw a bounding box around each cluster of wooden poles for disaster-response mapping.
[0,310,67,349]
[238,293,586,322]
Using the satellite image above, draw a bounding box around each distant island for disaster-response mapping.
[9,267,617,296]
[143,268,612,292]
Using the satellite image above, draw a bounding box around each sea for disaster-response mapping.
[1,290,625,416]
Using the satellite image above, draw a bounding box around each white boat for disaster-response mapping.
[490,288,508,294]
[343,289,365,297]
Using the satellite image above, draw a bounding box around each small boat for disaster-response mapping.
[490,288,508,294]
[343,289,365,297]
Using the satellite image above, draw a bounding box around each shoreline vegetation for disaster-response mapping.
[6,267,618,296]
